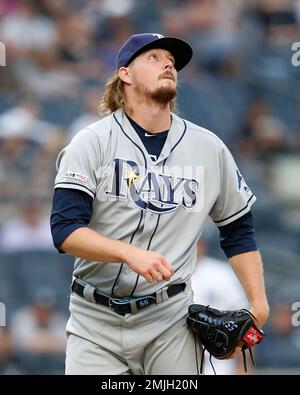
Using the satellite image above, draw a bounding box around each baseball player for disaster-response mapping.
[50,33,269,375]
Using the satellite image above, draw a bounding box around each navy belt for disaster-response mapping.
[72,278,186,315]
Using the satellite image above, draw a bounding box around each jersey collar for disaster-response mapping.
[114,109,187,165]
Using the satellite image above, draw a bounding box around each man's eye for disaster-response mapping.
[149,54,157,61]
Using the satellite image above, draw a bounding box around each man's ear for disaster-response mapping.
[119,67,132,85]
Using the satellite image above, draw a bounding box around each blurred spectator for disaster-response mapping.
[0,0,21,17]
[0,99,60,143]
[100,0,135,19]
[67,88,102,141]
[0,107,41,202]
[13,49,81,97]
[237,96,293,159]
[38,0,69,20]
[0,100,64,202]
[253,115,287,152]
[0,0,57,54]
[55,10,96,65]
[255,0,300,45]
[184,0,244,71]
[10,287,67,353]
[0,199,54,252]
[0,327,21,374]
[191,240,250,375]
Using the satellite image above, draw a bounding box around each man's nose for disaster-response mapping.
[164,58,174,70]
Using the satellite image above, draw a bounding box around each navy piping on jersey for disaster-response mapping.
[130,214,162,296]
[111,210,144,296]
[113,113,148,169]
[168,120,187,155]
[112,113,148,294]
[126,114,169,160]
[54,182,96,198]
[174,255,190,273]
[147,215,162,251]
[214,194,255,224]
[130,121,187,296]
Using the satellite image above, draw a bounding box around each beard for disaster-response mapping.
[134,82,177,106]
[149,85,177,105]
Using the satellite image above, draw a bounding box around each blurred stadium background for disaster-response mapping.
[0,0,300,375]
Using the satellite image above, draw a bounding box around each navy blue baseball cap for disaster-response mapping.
[116,33,193,71]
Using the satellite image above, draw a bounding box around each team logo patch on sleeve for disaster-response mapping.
[65,171,88,183]
[236,169,251,194]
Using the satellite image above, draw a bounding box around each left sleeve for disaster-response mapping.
[209,141,256,227]
[219,211,258,259]
[54,128,101,199]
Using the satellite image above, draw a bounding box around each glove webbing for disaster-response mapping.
[199,346,217,375]
[242,346,256,373]
[196,334,256,375]
[194,332,217,375]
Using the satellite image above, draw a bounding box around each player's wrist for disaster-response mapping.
[119,243,140,265]
[250,302,269,328]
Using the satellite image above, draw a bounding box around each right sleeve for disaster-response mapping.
[218,211,257,258]
[209,141,256,227]
[54,128,101,198]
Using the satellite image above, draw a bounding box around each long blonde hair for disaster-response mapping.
[98,73,125,115]
[98,72,176,115]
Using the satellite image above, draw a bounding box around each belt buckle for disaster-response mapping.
[109,297,135,315]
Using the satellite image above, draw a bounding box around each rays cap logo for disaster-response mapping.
[0,42,6,66]
[116,33,193,71]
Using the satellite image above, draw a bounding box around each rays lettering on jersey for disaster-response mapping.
[106,159,199,213]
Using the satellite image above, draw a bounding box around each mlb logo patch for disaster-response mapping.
[65,171,88,183]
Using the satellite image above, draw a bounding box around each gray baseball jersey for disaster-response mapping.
[55,108,255,297]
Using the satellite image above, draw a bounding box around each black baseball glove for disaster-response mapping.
[187,304,265,373]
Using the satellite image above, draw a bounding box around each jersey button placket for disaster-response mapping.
[134,211,159,248]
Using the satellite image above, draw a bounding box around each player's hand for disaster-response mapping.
[226,304,269,360]
[123,246,175,283]
[225,340,243,360]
